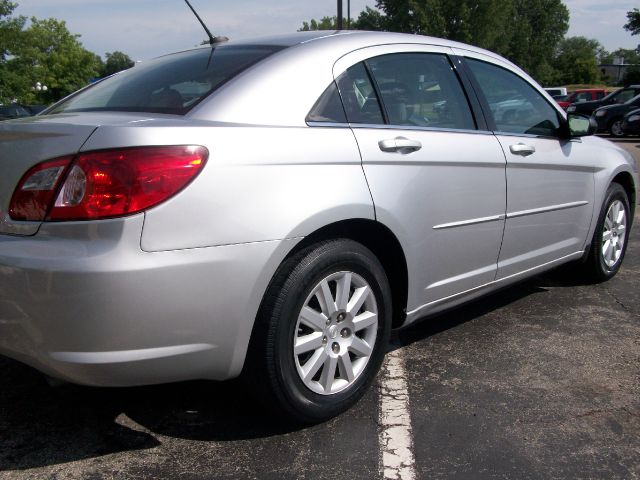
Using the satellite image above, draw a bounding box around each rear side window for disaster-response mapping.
[366,53,476,130]
[466,58,560,137]
[336,63,385,125]
[306,82,347,123]
[48,45,284,115]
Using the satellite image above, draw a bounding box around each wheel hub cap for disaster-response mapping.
[601,199,627,268]
[293,271,378,395]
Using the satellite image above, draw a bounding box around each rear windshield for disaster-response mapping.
[48,45,284,115]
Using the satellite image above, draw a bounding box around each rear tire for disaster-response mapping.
[581,183,630,282]
[245,239,391,424]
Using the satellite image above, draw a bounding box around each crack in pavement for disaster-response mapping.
[602,285,640,317]
[379,349,416,480]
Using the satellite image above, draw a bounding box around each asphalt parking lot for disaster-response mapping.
[1,137,639,480]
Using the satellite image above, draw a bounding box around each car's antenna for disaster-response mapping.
[184,0,228,45]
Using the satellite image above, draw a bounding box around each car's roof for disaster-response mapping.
[190,30,509,65]
[243,30,494,49]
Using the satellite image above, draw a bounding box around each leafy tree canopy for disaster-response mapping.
[6,17,102,104]
[102,50,134,77]
[600,48,640,65]
[550,36,604,85]
[299,0,569,84]
[624,8,640,36]
[0,3,134,105]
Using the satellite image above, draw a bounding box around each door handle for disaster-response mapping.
[509,143,536,156]
[378,137,422,153]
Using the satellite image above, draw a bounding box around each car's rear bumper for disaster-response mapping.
[0,215,292,386]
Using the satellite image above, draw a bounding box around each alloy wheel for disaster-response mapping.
[601,199,627,268]
[293,271,378,395]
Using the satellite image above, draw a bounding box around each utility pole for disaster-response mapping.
[347,0,351,29]
[337,0,343,30]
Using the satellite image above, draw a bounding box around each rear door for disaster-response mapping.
[333,45,507,316]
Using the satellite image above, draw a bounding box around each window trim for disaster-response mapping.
[460,56,565,139]
[322,52,481,133]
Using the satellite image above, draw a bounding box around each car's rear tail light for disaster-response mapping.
[9,157,73,221]
[9,145,208,222]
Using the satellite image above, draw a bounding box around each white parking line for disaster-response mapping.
[379,348,417,480]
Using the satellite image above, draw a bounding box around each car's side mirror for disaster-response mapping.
[566,113,597,137]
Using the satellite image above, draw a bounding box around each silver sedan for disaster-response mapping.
[0,31,636,423]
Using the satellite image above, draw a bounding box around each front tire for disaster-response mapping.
[246,239,391,423]
[609,118,625,137]
[582,183,630,282]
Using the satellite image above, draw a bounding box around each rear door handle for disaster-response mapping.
[509,143,536,156]
[379,137,422,153]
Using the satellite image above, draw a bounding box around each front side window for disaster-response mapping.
[466,58,560,137]
[365,53,475,130]
[48,45,283,115]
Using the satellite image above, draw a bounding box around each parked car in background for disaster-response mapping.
[544,87,567,97]
[0,104,32,121]
[621,108,640,136]
[556,89,607,110]
[593,93,640,137]
[0,31,637,423]
[568,85,640,116]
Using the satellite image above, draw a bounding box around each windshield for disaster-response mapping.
[48,45,284,115]
[624,93,640,106]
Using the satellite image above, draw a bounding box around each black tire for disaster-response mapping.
[245,239,391,424]
[609,118,625,138]
[582,183,631,282]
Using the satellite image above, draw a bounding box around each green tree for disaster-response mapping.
[354,6,388,30]
[8,17,102,103]
[0,0,24,60]
[624,8,640,36]
[551,36,604,84]
[504,0,569,85]
[0,0,26,103]
[299,9,388,31]
[298,0,569,83]
[102,50,134,77]
[299,16,345,31]
[600,48,640,65]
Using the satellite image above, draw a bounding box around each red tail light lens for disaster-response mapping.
[9,146,208,222]
[9,157,73,221]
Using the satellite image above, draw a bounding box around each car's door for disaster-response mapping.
[332,46,507,317]
[459,52,595,279]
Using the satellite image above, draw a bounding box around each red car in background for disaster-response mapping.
[556,89,607,110]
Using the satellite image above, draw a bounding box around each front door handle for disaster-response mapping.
[379,137,422,153]
[509,143,536,156]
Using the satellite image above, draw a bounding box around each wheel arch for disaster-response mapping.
[612,171,636,219]
[285,219,409,328]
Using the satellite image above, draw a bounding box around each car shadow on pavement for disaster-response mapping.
[0,262,628,471]
[0,357,298,471]
[389,262,604,351]
[390,279,550,350]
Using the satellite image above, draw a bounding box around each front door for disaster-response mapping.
[463,55,594,279]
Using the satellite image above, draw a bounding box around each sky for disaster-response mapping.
[12,0,640,61]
